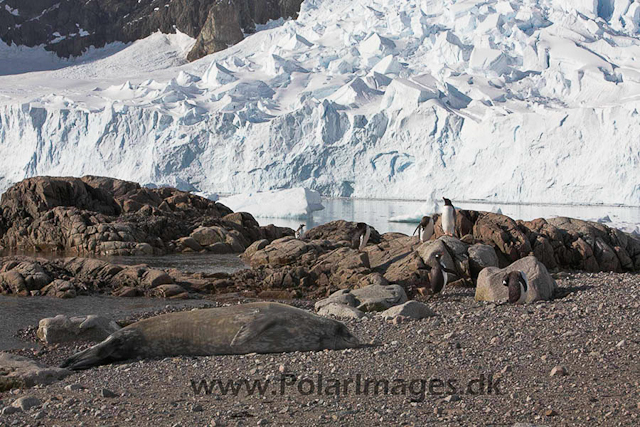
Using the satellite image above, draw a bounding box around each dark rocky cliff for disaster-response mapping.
[0,0,303,61]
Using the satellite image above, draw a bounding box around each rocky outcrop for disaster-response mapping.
[0,353,71,391]
[475,256,557,303]
[303,220,382,247]
[0,176,292,256]
[0,0,304,60]
[433,210,640,273]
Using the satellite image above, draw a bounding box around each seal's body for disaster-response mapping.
[61,302,362,370]
[503,271,529,304]
[441,197,456,237]
[413,216,434,242]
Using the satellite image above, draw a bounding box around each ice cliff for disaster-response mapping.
[0,0,639,205]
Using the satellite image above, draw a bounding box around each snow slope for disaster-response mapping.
[0,0,639,206]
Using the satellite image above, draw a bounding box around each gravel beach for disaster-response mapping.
[1,271,638,426]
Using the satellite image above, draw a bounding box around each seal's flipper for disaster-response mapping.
[230,315,282,348]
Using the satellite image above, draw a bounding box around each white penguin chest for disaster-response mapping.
[442,207,455,231]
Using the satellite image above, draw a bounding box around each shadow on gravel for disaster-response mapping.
[553,284,594,299]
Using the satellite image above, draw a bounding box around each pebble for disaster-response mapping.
[100,388,118,398]
[2,406,22,415]
[550,366,568,377]
[11,396,41,411]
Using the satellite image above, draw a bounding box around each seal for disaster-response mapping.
[413,215,434,243]
[503,271,528,304]
[61,302,364,370]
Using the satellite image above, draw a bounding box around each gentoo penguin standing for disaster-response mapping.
[413,215,434,243]
[503,271,529,304]
[355,222,371,251]
[295,224,305,239]
[425,253,448,297]
[441,197,456,237]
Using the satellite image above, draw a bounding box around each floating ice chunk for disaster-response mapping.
[469,47,510,75]
[265,54,309,75]
[489,205,503,215]
[359,33,396,56]
[389,198,439,223]
[219,188,324,219]
[381,76,440,111]
[327,77,383,107]
[278,33,314,50]
[202,62,237,87]
[194,191,219,201]
[371,54,403,75]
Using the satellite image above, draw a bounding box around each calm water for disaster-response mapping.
[106,253,248,275]
[268,198,640,236]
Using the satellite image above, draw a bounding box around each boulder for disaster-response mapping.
[41,279,77,298]
[0,353,71,391]
[243,239,269,260]
[475,256,557,303]
[37,315,121,344]
[315,289,358,311]
[317,303,366,319]
[11,396,41,411]
[304,220,381,246]
[153,284,188,299]
[191,226,227,247]
[380,301,435,319]
[351,284,408,312]
[142,269,173,288]
[468,244,500,279]
[473,212,532,264]
[248,237,325,267]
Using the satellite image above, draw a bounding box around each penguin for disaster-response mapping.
[428,253,448,297]
[295,224,305,239]
[354,222,371,251]
[441,197,456,237]
[502,271,529,304]
[413,215,434,243]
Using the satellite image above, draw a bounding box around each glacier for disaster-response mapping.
[0,0,639,206]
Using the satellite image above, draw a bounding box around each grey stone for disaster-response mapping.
[317,303,366,319]
[475,256,557,303]
[380,301,435,319]
[0,353,71,390]
[11,396,41,411]
[37,315,121,344]
[351,284,408,312]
